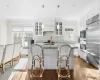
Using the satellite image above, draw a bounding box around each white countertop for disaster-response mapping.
[35,42,79,49]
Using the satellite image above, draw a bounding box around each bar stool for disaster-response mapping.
[30,44,44,80]
[57,45,72,80]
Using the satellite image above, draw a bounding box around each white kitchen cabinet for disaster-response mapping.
[55,22,62,36]
[43,48,58,69]
[35,22,43,36]
[79,49,88,61]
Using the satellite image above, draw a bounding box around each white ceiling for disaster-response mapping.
[0,0,97,20]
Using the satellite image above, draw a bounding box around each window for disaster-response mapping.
[12,27,33,48]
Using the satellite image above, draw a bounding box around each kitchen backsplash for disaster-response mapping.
[35,36,64,43]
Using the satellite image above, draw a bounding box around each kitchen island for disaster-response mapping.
[28,43,78,70]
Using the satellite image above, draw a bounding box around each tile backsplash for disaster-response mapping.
[35,35,64,43]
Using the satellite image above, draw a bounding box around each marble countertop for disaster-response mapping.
[35,42,79,49]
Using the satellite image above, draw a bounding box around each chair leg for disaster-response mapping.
[12,59,14,66]
[1,64,5,73]
[19,54,21,58]
[10,60,13,67]
[67,66,70,78]
[17,56,20,62]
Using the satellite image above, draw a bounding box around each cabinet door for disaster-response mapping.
[92,14,99,23]
[35,22,43,36]
[55,22,62,36]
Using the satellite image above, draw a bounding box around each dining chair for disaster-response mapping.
[1,44,14,72]
[13,43,21,62]
[0,45,4,72]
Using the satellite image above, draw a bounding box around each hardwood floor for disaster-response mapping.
[12,57,100,80]
[74,57,100,80]
[28,70,73,80]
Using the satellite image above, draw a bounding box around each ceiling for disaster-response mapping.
[0,0,97,20]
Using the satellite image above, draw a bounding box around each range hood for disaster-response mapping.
[43,25,54,32]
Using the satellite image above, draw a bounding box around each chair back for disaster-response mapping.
[59,45,72,57]
[31,44,43,68]
[0,45,4,64]
[57,45,71,79]
[13,43,21,58]
[31,44,43,58]
[2,44,14,63]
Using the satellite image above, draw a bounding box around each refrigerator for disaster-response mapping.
[86,14,100,68]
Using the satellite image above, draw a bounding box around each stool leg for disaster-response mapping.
[10,60,13,67]
[2,64,5,73]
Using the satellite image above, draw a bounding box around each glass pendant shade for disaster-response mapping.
[41,5,44,28]
[57,24,60,29]
[42,24,44,28]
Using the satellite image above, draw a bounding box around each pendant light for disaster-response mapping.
[57,24,60,29]
[42,24,44,28]
[42,5,44,28]
[57,5,60,29]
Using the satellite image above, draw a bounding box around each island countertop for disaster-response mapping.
[35,42,79,49]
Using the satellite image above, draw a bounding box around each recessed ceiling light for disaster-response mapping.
[42,5,44,8]
[72,5,75,7]
[57,5,60,8]
[6,5,9,7]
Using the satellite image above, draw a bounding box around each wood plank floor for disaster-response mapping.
[74,57,100,80]
[28,70,73,80]
[12,57,100,80]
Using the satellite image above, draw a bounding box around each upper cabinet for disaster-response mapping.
[35,21,63,36]
[86,14,99,25]
[55,22,62,36]
[35,22,43,36]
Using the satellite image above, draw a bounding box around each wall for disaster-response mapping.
[7,20,13,44]
[0,19,13,45]
[0,19,7,45]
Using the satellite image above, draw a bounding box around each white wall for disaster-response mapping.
[0,19,7,45]
[7,21,13,44]
[0,19,13,45]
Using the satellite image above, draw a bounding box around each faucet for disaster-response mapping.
[50,36,52,44]
[51,36,52,41]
